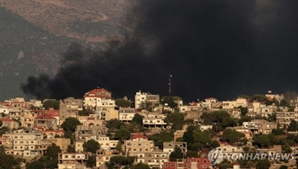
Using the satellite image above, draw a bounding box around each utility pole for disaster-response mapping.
[168,73,172,96]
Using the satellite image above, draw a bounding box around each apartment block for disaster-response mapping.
[124,133,154,155]
[2,129,50,157]
[75,124,107,140]
[135,91,160,109]
[163,142,187,154]
[143,113,167,129]
[119,107,135,122]
[135,150,169,168]
[59,97,83,124]
[86,136,119,150]
[83,88,112,108]
[163,157,211,169]
[58,152,88,169]
[276,107,298,127]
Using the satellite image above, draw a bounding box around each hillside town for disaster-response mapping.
[0,88,298,169]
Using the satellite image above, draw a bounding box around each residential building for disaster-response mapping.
[163,157,211,169]
[102,107,118,121]
[216,145,243,160]
[229,109,241,119]
[119,107,135,122]
[242,120,277,134]
[179,105,201,113]
[58,152,88,169]
[75,140,85,152]
[59,97,83,124]
[135,150,169,168]
[163,142,187,154]
[222,98,248,109]
[184,111,203,120]
[2,129,51,157]
[124,133,154,155]
[265,91,284,102]
[200,125,213,131]
[56,138,71,152]
[174,130,186,141]
[34,113,58,130]
[20,110,34,128]
[86,136,119,150]
[143,113,167,129]
[135,91,160,109]
[83,88,112,108]
[96,149,121,168]
[75,124,107,140]
[0,118,20,129]
[42,130,64,138]
[276,109,298,127]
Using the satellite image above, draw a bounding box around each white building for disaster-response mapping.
[199,125,213,131]
[2,129,50,157]
[86,136,119,150]
[163,142,187,154]
[222,98,248,109]
[119,107,135,122]
[135,91,160,109]
[58,152,88,169]
[143,113,167,129]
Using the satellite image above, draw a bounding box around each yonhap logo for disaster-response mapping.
[208,148,224,165]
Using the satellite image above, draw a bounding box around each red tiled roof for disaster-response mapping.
[43,130,64,133]
[36,113,55,119]
[84,88,111,98]
[131,133,147,139]
[0,118,15,122]
[47,109,59,117]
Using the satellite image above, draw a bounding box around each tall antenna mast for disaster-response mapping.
[168,73,172,96]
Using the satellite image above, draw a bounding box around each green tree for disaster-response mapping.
[43,99,59,110]
[186,150,199,157]
[67,145,75,153]
[210,140,220,149]
[149,130,174,149]
[115,98,132,108]
[86,155,96,168]
[254,135,271,148]
[161,96,179,108]
[256,159,271,169]
[221,129,246,145]
[132,114,144,126]
[183,125,198,148]
[280,165,288,169]
[78,108,94,116]
[239,106,248,117]
[134,162,150,169]
[288,120,298,131]
[272,128,285,135]
[114,128,131,140]
[165,112,184,130]
[61,117,82,132]
[280,99,289,107]
[83,139,100,154]
[46,143,61,160]
[222,117,237,128]
[201,111,230,124]
[189,131,211,150]
[0,126,9,135]
[0,153,17,168]
[138,101,154,111]
[169,146,184,161]
[106,119,124,131]
[252,95,268,102]
[0,120,2,127]
[176,137,184,142]
[0,145,5,154]
[110,156,129,168]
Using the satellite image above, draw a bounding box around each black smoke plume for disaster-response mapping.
[21,0,298,101]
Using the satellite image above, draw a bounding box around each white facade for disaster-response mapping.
[222,98,248,109]
[135,91,160,109]
[143,114,167,127]
[119,108,135,121]
[75,140,84,152]
[86,136,118,150]
[0,107,9,115]
[2,129,49,157]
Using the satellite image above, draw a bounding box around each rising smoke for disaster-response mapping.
[21,0,298,101]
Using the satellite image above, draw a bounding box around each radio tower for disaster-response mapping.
[168,73,172,96]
